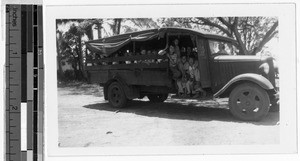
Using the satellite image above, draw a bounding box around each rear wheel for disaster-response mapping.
[229,83,270,121]
[108,82,127,108]
[147,94,168,103]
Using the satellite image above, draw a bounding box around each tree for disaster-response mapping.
[93,19,104,39]
[56,19,106,81]
[157,18,192,28]
[56,30,65,80]
[63,23,87,80]
[56,19,73,79]
[120,18,159,33]
[108,18,123,35]
[180,17,278,55]
[79,19,94,40]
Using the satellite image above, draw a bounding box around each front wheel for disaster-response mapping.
[147,94,168,103]
[229,83,270,121]
[108,82,127,108]
[269,92,279,112]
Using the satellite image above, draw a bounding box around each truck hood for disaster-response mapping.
[213,55,273,62]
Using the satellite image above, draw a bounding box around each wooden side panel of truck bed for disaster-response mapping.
[86,62,173,87]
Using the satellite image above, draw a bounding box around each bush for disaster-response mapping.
[64,70,76,81]
[57,69,88,83]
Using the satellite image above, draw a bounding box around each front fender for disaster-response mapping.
[213,73,274,98]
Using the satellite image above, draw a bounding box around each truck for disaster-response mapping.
[85,27,279,121]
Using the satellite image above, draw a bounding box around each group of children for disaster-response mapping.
[158,39,207,98]
[177,54,206,98]
[112,48,160,65]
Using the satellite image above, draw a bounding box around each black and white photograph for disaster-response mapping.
[0,1,299,161]
[43,1,298,158]
[56,16,280,147]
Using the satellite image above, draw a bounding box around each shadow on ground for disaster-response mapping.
[83,99,279,126]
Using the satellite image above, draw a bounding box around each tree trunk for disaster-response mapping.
[77,35,87,80]
[232,18,248,55]
[56,55,64,79]
[96,22,102,39]
[89,25,94,40]
[56,31,64,79]
[112,19,117,35]
[116,19,122,34]
[112,18,122,35]
[83,24,94,40]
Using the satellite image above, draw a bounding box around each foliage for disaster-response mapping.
[164,17,278,55]
[123,18,159,33]
[57,20,88,81]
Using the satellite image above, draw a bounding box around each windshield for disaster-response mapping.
[208,40,239,55]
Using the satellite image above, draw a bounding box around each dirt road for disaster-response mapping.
[58,83,279,147]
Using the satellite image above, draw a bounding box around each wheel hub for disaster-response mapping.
[246,101,251,106]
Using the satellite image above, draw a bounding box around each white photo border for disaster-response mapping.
[44,2,298,157]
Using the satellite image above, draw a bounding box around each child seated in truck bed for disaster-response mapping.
[186,56,207,98]
[177,54,189,97]
[158,44,181,78]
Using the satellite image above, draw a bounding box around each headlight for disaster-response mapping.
[259,62,269,75]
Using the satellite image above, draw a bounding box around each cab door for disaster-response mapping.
[196,36,211,88]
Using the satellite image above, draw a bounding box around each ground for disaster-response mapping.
[58,82,279,147]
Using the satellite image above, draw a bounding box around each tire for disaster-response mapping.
[107,82,127,108]
[269,104,279,112]
[229,82,270,121]
[147,94,168,103]
[269,100,279,112]
[269,93,279,112]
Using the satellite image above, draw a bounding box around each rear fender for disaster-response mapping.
[104,75,139,100]
[213,73,274,98]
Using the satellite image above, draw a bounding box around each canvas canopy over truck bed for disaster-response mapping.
[85,29,165,57]
[85,27,236,57]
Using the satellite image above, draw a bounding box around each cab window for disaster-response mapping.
[208,40,239,55]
